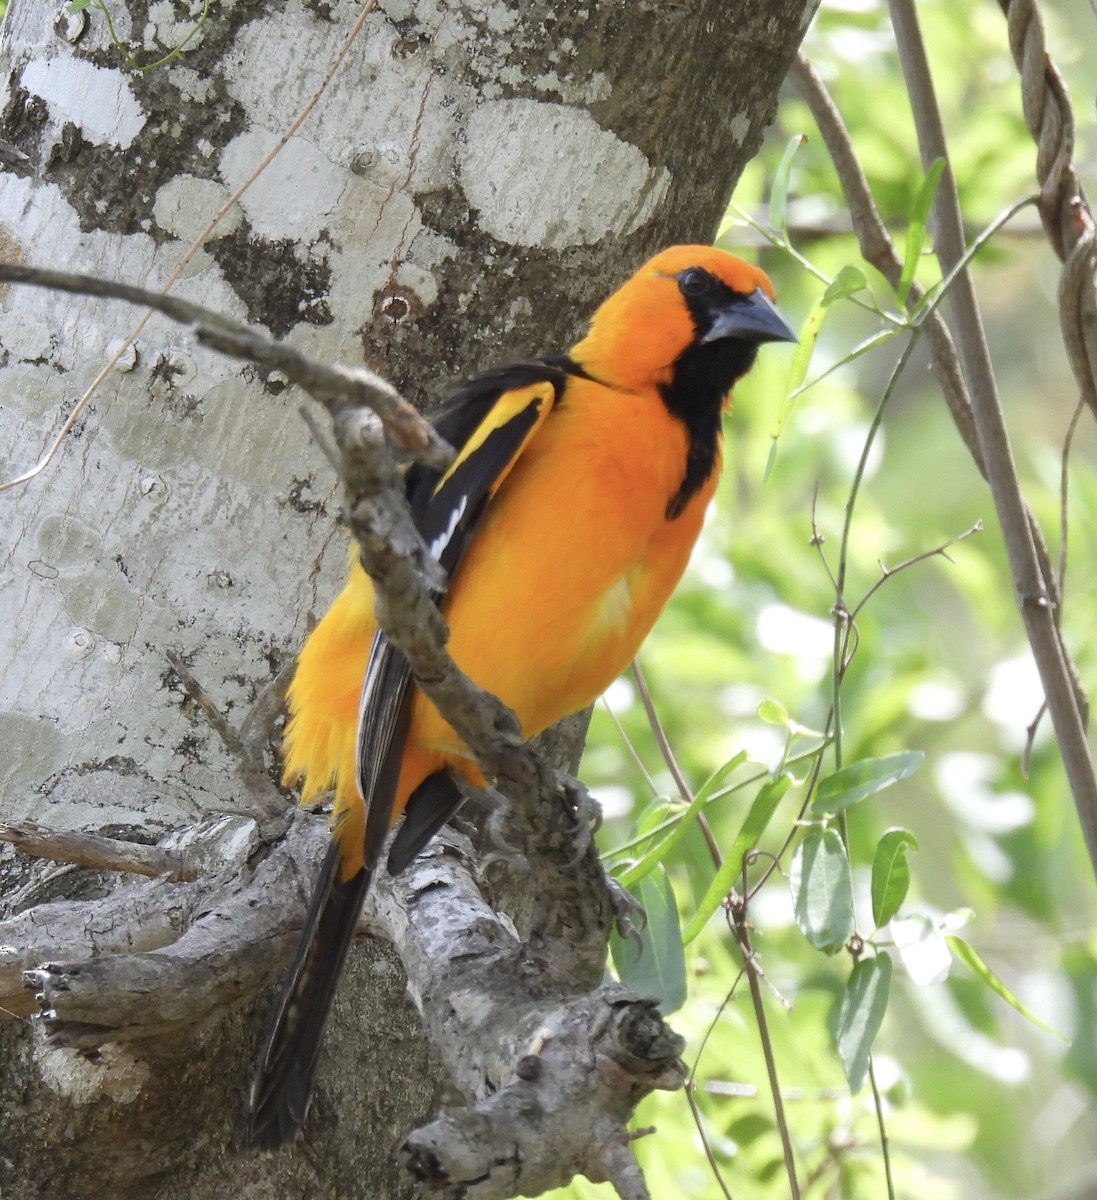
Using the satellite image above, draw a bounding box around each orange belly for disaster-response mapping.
[282,378,720,841]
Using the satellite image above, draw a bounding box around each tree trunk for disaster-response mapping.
[0,1,812,1196]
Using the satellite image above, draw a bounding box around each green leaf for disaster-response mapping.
[892,913,951,986]
[681,775,789,945]
[947,935,1067,1041]
[757,698,790,727]
[693,751,749,808]
[897,157,945,306]
[767,300,823,456]
[632,795,678,837]
[68,0,95,11]
[610,865,687,1014]
[769,133,806,234]
[836,954,893,1092]
[727,1113,774,1146]
[871,827,918,928]
[811,751,924,815]
[821,264,868,306]
[618,752,746,889]
[766,265,869,480]
[790,828,854,952]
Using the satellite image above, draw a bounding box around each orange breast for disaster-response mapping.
[283,376,721,834]
[404,377,719,773]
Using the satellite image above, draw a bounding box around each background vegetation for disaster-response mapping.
[561,2,1097,1196]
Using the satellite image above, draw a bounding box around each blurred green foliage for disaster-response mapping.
[554,1,1097,1197]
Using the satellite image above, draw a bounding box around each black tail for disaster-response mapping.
[244,841,373,1149]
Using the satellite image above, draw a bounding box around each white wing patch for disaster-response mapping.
[353,630,388,801]
[429,494,468,561]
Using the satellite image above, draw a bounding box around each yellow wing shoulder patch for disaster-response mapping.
[406,361,569,574]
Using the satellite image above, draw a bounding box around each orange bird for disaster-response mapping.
[246,245,795,1147]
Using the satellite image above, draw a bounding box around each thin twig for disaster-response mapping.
[237,657,296,764]
[166,650,290,830]
[630,660,723,870]
[599,695,661,798]
[796,35,1090,806]
[682,963,747,1200]
[630,661,694,804]
[683,1082,737,1200]
[752,516,986,901]
[848,524,983,624]
[788,54,983,469]
[791,50,1068,653]
[0,264,449,467]
[1026,394,1093,772]
[166,650,253,765]
[1057,397,1086,612]
[601,754,816,864]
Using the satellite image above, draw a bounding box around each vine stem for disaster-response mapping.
[82,0,211,72]
[867,1057,897,1200]
[732,898,801,1200]
[889,0,1097,882]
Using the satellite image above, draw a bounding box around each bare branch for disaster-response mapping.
[0,877,199,1018]
[14,813,320,1047]
[888,0,1097,875]
[0,262,451,466]
[379,836,683,1198]
[0,821,190,881]
[9,814,677,1196]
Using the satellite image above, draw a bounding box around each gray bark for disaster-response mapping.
[0,1,813,1196]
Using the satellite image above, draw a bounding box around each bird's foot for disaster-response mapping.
[473,784,529,874]
[554,774,603,866]
[604,873,646,942]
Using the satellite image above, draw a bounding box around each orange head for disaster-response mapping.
[570,245,795,394]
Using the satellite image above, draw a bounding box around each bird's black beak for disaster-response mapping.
[701,288,798,346]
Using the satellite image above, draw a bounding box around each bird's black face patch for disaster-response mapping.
[660,269,760,518]
[660,266,788,518]
[660,337,758,519]
[675,267,749,340]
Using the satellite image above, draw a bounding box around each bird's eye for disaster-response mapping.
[678,268,711,297]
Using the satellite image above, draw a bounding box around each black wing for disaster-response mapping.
[356,360,571,872]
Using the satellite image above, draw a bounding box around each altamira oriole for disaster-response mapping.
[245,244,795,1148]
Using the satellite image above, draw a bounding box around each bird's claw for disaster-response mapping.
[555,776,603,866]
[606,874,647,942]
[471,785,528,874]
[479,848,529,876]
